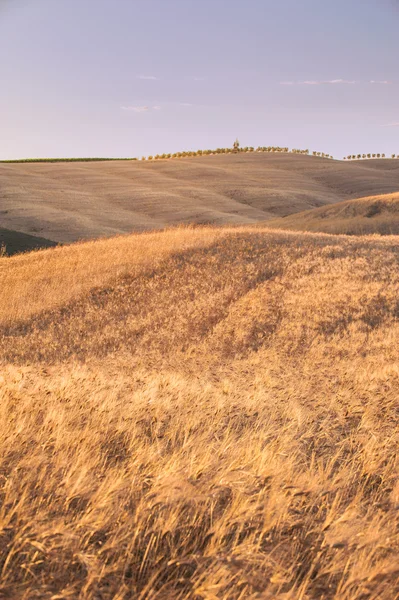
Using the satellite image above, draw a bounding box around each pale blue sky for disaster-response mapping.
[1,0,398,159]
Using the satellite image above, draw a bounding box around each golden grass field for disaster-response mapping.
[2,153,399,253]
[269,193,399,236]
[2,225,399,598]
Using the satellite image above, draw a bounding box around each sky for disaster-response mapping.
[0,0,398,159]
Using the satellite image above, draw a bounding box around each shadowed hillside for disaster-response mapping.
[1,153,399,246]
[2,227,399,598]
[0,227,57,256]
[268,192,399,235]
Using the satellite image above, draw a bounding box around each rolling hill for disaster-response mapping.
[2,226,399,598]
[268,192,399,235]
[1,153,399,253]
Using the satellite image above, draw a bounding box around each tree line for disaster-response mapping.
[144,145,334,161]
[3,146,398,164]
[344,154,399,160]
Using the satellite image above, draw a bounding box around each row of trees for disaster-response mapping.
[141,142,399,163]
[344,154,398,160]
[312,151,333,158]
[142,145,335,161]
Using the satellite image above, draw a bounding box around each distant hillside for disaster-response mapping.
[1,153,399,247]
[268,192,399,235]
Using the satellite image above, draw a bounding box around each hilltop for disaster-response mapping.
[268,192,399,235]
[1,153,399,253]
[2,226,399,598]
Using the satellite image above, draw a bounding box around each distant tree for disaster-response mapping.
[392,154,396,159]
[382,153,386,158]
[367,154,371,159]
[377,153,381,158]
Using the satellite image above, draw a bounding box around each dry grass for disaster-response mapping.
[268,192,399,236]
[0,227,223,325]
[2,226,399,598]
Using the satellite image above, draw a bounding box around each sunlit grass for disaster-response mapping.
[1,227,399,598]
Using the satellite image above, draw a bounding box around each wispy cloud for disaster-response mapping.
[121,105,150,112]
[281,79,392,86]
[121,105,162,113]
[382,121,399,127]
[137,75,158,80]
[121,103,197,113]
[281,79,356,86]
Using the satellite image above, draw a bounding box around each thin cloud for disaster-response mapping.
[121,106,150,112]
[179,102,193,107]
[137,75,158,80]
[121,105,161,113]
[382,122,399,127]
[325,79,356,84]
[281,79,392,86]
[281,79,356,86]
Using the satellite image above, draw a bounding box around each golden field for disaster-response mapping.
[2,226,399,598]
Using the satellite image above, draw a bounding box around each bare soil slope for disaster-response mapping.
[269,192,399,235]
[2,227,399,598]
[1,154,399,246]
